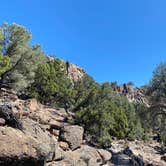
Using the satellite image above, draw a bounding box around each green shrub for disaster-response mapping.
[30,59,75,108]
[0,54,11,77]
[74,81,143,147]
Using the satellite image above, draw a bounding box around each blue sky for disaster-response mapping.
[1,0,166,86]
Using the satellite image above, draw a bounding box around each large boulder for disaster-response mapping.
[0,126,45,166]
[97,149,112,163]
[73,145,102,166]
[60,125,84,150]
[0,103,22,130]
[22,118,55,162]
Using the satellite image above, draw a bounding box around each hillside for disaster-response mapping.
[0,23,166,166]
[0,87,165,166]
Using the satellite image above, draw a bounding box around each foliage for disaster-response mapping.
[0,23,46,92]
[72,75,99,111]
[147,62,166,144]
[110,81,118,89]
[30,59,75,108]
[112,96,145,140]
[0,54,11,77]
[0,28,4,53]
[0,26,11,78]
[148,62,166,100]
[74,80,144,147]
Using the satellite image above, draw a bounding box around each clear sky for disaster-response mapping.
[1,0,166,86]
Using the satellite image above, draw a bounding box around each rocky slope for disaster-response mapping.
[0,87,165,166]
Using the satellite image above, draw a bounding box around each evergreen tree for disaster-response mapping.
[147,62,166,144]
[30,59,75,108]
[148,62,166,100]
[0,54,11,77]
[0,23,46,92]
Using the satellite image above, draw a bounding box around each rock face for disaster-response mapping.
[110,140,166,166]
[66,63,85,82]
[114,83,150,107]
[0,88,165,166]
[22,118,55,162]
[0,103,22,130]
[0,127,45,166]
[47,56,86,83]
[97,149,112,163]
[60,125,84,150]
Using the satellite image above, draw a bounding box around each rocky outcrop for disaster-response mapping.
[66,63,85,82]
[114,83,150,107]
[47,56,86,83]
[60,125,84,150]
[21,118,55,162]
